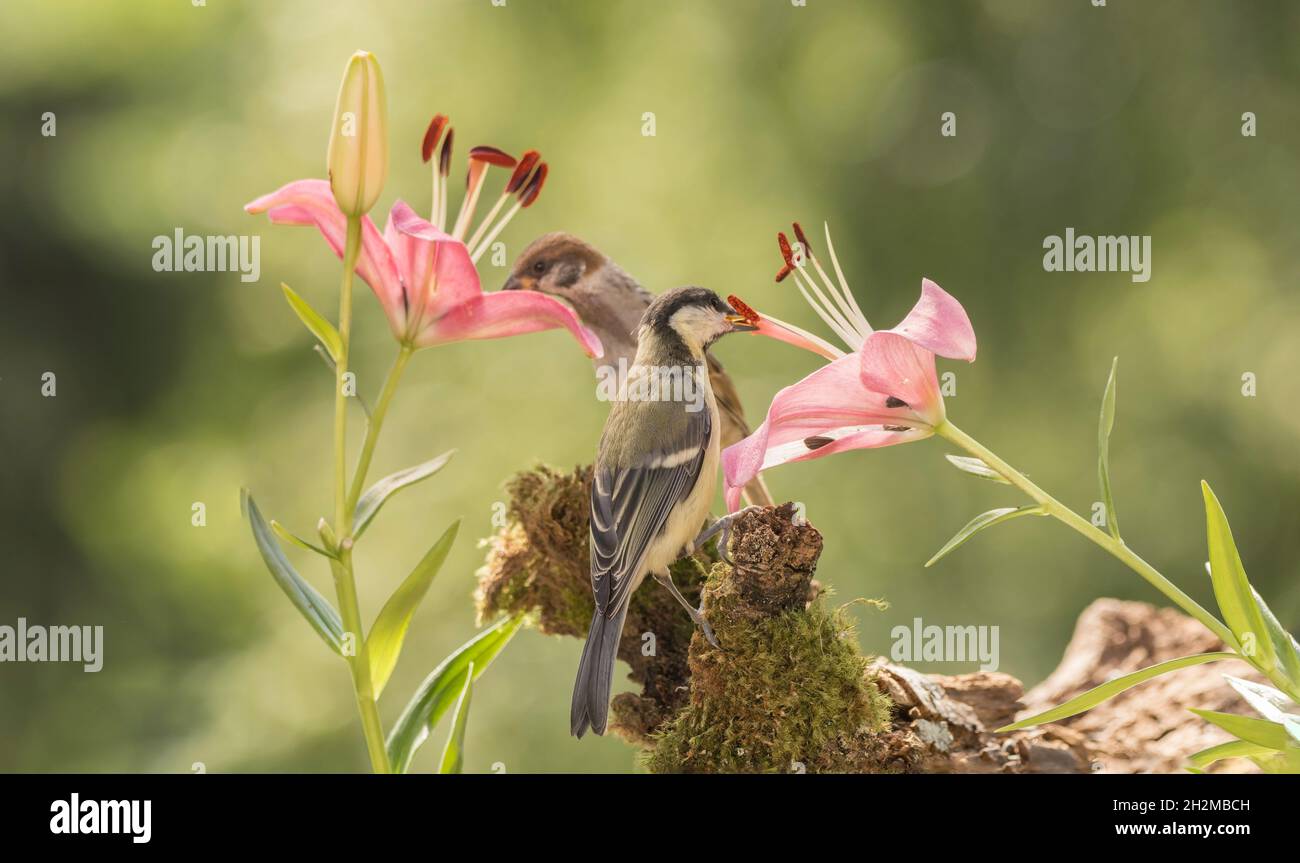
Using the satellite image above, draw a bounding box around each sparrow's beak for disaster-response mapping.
[501,274,525,291]
[725,310,758,333]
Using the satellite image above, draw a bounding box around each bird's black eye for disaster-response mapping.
[532,260,547,274]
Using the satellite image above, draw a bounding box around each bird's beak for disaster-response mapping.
[725,311,758,333]
[501,274,524,291]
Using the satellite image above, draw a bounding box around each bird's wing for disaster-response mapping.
[589,399,712,616]
[705,351,752,448]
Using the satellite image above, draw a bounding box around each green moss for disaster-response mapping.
[645,569,893,773]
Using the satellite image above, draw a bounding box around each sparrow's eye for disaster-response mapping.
[532,260,547,274]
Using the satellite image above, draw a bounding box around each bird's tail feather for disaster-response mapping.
[570,603,629,738]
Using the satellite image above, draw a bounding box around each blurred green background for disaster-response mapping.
[2,0,1298,773]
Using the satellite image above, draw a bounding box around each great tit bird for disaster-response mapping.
[569,287,757,738]
[502,233,773,507]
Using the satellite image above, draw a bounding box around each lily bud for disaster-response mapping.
[326,51,388,217]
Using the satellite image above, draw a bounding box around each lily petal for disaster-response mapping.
[412,289,604,357]
[245,179,403,316]
[858,331,944,426]
[388,201,482,316]
[886,278,977,362]
[721,353,920,510]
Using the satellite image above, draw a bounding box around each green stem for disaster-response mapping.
[934,419,1240,652]
[346,344,413,514]
[332,215,391,774]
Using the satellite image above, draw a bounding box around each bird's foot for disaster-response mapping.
[693,610,720,649]
[694,506,763,565]
[654,569,720,648]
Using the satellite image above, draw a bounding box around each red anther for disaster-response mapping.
[774,263,793,283]
[439,128,455,176]
[726,295,760,325]
[506,150,540,194]
[469,145,517,168]
[520,162,549,207]
[421,114,448,163]
[777,232,795,267]
[792,221,812,257]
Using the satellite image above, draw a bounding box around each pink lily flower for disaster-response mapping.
[721,222,976,510]
[245,118,602,356]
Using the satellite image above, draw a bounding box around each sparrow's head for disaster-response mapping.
[640,287,756,358]
[501,232,606,299]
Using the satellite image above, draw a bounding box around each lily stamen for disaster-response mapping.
[781,231,861,349]
[794,221,871,337]
[466,149,539,253]
[422,114,449,228]
[469,161,548,264]
[821,222,871,331]
[452,145,517,242]
[436,128,455,231]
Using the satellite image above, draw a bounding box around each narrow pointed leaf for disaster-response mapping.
[368,520,460,697]
[998,652,1237,731]
[1253,748,1300,773]
[1222,676,1293,723]
[353,450,456,539]
[386,614,524,773]
[437,664,474,774]
[242,489,344,654]
[1252,587,1300,693]
[1097,356,1121,540]
[1187,739,1275,770]
[1221,676,1300,744]
[1190,708,1295,751]
[271,519,335,559]
[281,282,342,361]
[944,454,1010,484]
[925,505,1045,568]
[1202,481,1275,672]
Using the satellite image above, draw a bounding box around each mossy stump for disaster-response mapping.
[476,465,898,772]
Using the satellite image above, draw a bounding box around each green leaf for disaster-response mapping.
[1253,748,1300,773]
[353,450,456,539]
[925,505,1045,568]
[1223,676,1291,722]
[943,454,1010,484]
[271,519,335,559]
[998,652,1237,731]
[1202,481,1275,672]
[281,282,342,361]
[1223,676,1300,744]
[1187,739,1276,770]
[1252,587,1300,694]
[386,614,524,774]
[437,664,474,774]
[1190,708,1296,751]
[241,489,344,654]
[367,520,460,698]
[1097,356,1121,540]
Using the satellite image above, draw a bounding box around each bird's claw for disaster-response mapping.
[695,505,762,565]
[693,610,720,648]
